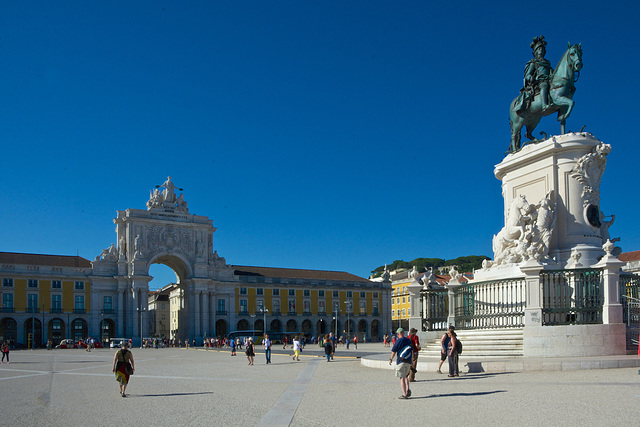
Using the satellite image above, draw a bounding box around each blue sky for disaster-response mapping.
[2,1,638,290]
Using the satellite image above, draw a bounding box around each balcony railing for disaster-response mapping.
[216,310,228,316]
[102,308,115,315]
[73,308,86,314]
[272,310,281,316]
[317,311,327,316]
[238,310,249,316]
[372,310,380,316]
[287,311,297,316]
[26,307,39,314]
[302,311,312,316]
[1,307,15,313]
[50,308,63,314]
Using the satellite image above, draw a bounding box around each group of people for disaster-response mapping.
[437,326,460,377]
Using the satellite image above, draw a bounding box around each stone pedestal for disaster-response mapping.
[494,132,609,268]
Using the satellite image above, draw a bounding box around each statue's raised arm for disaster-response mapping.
[509,36,583,153]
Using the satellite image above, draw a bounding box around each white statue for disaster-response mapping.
[490,192,557,268]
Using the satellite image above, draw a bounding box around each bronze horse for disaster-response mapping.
[509,43,583,153]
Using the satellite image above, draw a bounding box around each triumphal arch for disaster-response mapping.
[91,177,235,340]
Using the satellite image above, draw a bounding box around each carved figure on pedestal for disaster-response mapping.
[509,37,583,152]
[157,176,181,204]
[134,234,144,259]
[491,193,557,267]
[118,236,127,260]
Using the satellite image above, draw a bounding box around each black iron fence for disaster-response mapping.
[420,287,448,331]
[453,278,526,330]
[540,269,602,325]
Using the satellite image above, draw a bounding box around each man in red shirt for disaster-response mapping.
[408,328,421,382]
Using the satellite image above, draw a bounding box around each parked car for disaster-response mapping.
[58,339,78,349]
[110,341,121,348]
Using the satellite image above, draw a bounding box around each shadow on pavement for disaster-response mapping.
[410,390,507,399]
[133,391,216,398]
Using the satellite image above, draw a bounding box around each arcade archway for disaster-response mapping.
[24,318,42,347]
[0,318,17,343]
[48,318,65,342]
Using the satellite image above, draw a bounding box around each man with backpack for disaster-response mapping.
[448,329,460,377]
[388,328,412,399]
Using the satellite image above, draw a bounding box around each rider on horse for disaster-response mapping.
[515,35,553,114]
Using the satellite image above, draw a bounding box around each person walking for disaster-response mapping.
[1,341,9,363]
[245,338,255,365]
[329,332,336,360]
[262,334,272,364]
[292,336,301,361]
[389,328,412,399]
[112,341,135,397]
[447,330,459,377]
[230,337,237,356]
[353,335,358,350]
[437,327,453,374]
[323,335,333,362]
[408,328,421,382]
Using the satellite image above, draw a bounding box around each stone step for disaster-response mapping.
[421,328,524,357]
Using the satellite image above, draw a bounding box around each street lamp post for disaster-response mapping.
[333,309,339,339]
[137,307,146,348]
[344,301,351,338]
[259,307,269,336]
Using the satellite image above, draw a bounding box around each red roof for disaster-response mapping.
[619,251,640,262]
[0,252,92,268]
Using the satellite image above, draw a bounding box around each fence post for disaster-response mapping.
[521,259,544,326]
[407,273,423,332]
[594,240,625,324]
[446,275,463,328]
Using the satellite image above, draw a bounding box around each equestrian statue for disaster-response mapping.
[509,35,583,153]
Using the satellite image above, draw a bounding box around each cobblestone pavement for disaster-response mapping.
[1,345,639,426]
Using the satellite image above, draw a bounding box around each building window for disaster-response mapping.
[2,278,13,287]
[288,289,295,296]
[28,294,38,312]
[402,297,406,304]
[2,293,13,309]
[318,300,325,313]
[360,292,365,298]
[272,300,280,313]
[373,301,379,315]
[51,295,62,312]
[272,289,280,296]
[333,291,339,298]
[407,296,411,302]
[333,301,339,313]
[402,309,406,317]
[161,303,166,309]
[240,287,247,295]
[28,279,38,288]
[239,299,248,313]
[408,308,411,316]
[104,296,112,311]
[346,291,352,297]
[303,289,310,297]
[288,299,296,313]
[257,300,264,311]
[303,300,310,313]
[257,288,264,295]
[161,314,166,320]
[75,295,84,310]
[75,281,84,290]
[396,309,400,317]
[217,299,225,313]
[403,287,406,294]
[391,299,395,305]
[52,280,61,289]
[360,301,366,314]
[373,292,378,298]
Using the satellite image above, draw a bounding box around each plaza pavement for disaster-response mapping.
[1,343,640,426]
